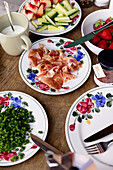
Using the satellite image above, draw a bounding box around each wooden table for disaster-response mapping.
[0,4,102,170]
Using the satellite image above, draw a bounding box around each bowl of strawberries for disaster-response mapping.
[81,0,113,55]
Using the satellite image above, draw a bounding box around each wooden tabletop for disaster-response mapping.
[0,4,102,170]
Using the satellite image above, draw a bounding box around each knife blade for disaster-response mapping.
[65,20,113,48]
[84,124,113,143]
[30,133,63,155]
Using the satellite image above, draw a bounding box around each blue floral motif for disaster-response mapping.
[28,73,37,82]
[64,25,69,28]
[92,94,106,108]
[10,97,21,108]
[73,51,83,61]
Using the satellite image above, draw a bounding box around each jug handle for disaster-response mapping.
[109,0,113,10]
[21,34,32,51]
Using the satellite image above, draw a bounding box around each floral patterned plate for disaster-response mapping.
[65,86,113,170]
[0,91,48,166]
[19,37,91,95]
[18,0,81,36]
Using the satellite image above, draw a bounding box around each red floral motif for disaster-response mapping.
[0,151,17,161]
[72,15,79,24]
[31,144,37,149]
[71,2,75,6]
[66,49,73,54]
[35,81,50,91]
[47,39,53,43]
[63,86,69,90]
[76,98,94,114]
[64,41,77,51]
[69,124,75,131]
[0,96,10,106]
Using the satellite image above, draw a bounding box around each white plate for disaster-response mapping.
[65,86,113,170]
[19,37,91,95]
[18,0,82,36]
[0,91,48,166]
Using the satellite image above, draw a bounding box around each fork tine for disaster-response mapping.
[85,144,97,148]
[85,144,100,154]
[87,150,100,155]
[85,148,98,151]
[85,148,100,154]
[85,145,97,150]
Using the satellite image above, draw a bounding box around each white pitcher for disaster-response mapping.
[0,12,32,56]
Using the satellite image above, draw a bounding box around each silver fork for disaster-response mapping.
[85,139,113,154]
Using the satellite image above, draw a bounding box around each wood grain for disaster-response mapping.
[0,5,101,170]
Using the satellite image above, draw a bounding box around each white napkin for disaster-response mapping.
[0,0,24,15]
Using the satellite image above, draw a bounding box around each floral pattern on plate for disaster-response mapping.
[69,92,113,131]
[0,91,48,166]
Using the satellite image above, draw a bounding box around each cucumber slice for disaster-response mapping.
[36,25,48,32]
[37,17,47,25]
[38,17,47,23]
[45,15,56,26]
[62,0,73,11]
[46,9,58,18]
[37,22,43,26]
[54,16,71,22]
[66,8,79,16]
[57,13,64,17]
[48,25,65,31]
[42,22,50,25]
[55,22,69,25]
[70,10,80,19]
[42,14,47,21]
[45,8,51,12]
[55,3,68,16]
[31,21,38,29]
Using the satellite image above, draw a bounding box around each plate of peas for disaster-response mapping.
[0,91,48,166]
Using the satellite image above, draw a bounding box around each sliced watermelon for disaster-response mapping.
[25,2,38,14]
[38,4,44,17]
[31,0,40,7]
[21,8,38,20]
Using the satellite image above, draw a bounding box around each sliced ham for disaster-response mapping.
[28,44,82,91]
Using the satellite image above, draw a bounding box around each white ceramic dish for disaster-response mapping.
[19,37,91,95]
[0,91,48,166]
[18,0,82,36]
[81,0,113,55]
[65,85,113,170]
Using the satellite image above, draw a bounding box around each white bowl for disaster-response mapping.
[81,1,113,55]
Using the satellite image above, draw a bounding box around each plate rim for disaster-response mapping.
[18,0,82,36]
[0,90,48,166]
[19,37,91,95]
[65,85,113,169]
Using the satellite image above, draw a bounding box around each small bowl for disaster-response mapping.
[81,1,113,55]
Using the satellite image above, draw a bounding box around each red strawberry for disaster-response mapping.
[109,27,113,34]
[106,17,113,24]
[93,20,105,30]
[90,35,101,45]
[108,42,113,49]
[106,40,110,45]
[98,40,108,49]
[99,29,112,40]
[96,32,101,36]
